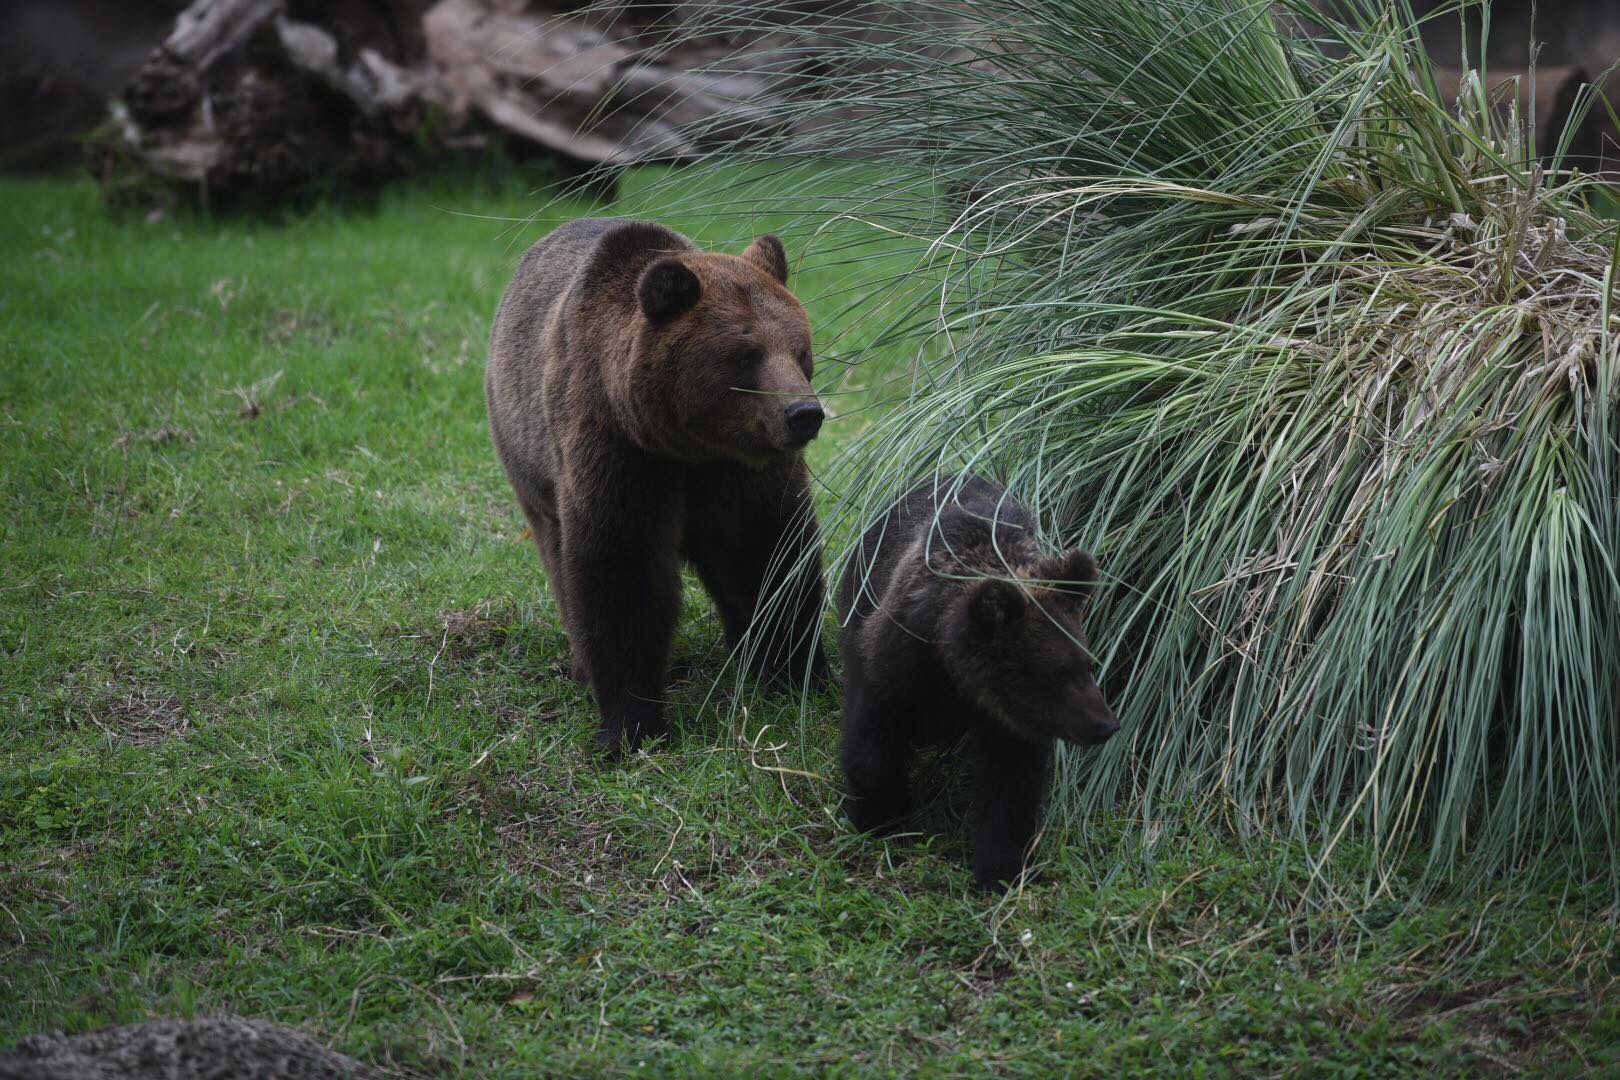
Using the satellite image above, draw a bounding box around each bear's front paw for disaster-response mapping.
[554,657,591,688]
[845,791,910,835]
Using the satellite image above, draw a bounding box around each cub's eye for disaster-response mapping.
[796,346,813,372]
[1053,659,1089,682]
[732,346,763,368]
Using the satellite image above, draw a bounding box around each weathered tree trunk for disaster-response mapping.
[100,0,833,201]
[102,0,431,198]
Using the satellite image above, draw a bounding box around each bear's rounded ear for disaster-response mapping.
[740,234,789,285]
[637,258,701,323]
[1043,548,1098,595]
[967,578,1026,634]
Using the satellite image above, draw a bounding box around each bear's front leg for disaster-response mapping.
[563,501,683,757]
[760,468,829,686]
[840,692,913,833]
[686,459,826,686]
[969,724,1053,892]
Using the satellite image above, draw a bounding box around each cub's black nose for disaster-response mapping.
[784,400,824,444]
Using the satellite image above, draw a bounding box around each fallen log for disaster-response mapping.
[99,0,836,202]
[99,0,431,199]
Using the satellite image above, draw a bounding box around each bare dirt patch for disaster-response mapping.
[102,681,189,745]
[1335,976,1602,1076]
[216,370,327,420]
[113,425,194,452]
[55,660,195,746]
[397,601,542,672]
[438,606,507,660]
[262,308,335,347]
[458,769,642,895]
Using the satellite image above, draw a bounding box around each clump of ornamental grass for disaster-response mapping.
[602,0,1620,894]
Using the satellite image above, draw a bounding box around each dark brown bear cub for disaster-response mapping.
[837,475,1118,890]
[487,218,827,755]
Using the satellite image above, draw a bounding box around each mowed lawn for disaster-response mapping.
[2,169,1618,1077]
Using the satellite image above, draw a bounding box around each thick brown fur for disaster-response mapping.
[488,218,827,755]
[836,475,1118,890]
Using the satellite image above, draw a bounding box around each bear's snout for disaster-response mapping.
[1058,682,1119,746]
[1085,712,1121,744]
[783,399,825,447]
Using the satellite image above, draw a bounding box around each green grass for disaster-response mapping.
[2,168,1618,1076]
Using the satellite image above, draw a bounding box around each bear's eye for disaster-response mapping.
[731,346,763,369]
[796,346,813,373]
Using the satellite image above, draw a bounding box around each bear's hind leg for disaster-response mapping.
[524,507,588,686]
[969,724,1052,892]
[841,693,913,833]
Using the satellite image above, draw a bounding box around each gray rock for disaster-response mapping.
[0,1017,385,1080]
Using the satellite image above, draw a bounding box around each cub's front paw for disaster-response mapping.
[593,725,628,760]
[971,857,1037,894]
[595,718,667,759]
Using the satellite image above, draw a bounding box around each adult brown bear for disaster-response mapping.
[487,218,827,755]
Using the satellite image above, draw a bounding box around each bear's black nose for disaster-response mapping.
[784,400,824,444]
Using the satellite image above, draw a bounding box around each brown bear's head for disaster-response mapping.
[631,234,821,466]
[941,548,1119,747]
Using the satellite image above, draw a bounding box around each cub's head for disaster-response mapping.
[633,235,821,465]
[942,548,1119,747]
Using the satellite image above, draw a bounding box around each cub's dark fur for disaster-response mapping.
[487,218,827,755]
[837,475,1118,890]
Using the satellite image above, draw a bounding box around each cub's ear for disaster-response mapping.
[1042,548,1098,595]
[967,578,1026,634]
[740,234,789,285]
[637,258,701,322]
